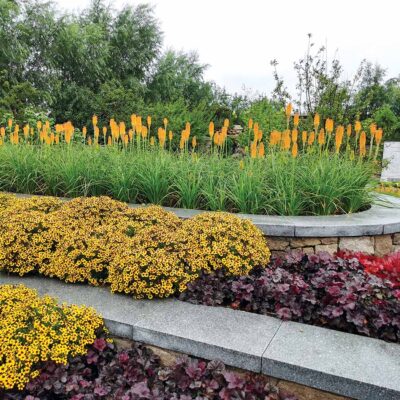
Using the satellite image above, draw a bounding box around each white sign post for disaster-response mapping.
[381,142,400,182]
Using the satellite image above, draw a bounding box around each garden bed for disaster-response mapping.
[1,274,398,400]
[0,144,375,216]
[0,193,399,399]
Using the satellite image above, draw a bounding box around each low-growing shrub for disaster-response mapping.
[41,197,133,285]
[109,225,193,299]
[180,252,400,342]
[180,212,271,276]
[0,210,53,275]
[9,339,297,400]
[41,200,183,286]
[337,250,400,288]
[0,195,270,299]
[0,284,104,390]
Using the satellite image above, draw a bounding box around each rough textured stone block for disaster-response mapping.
[302,247,315,255]
[339,236,375,254]
[290,238,321,248]
[393,233,400,245]
[374,235,394,257]
[262,321,400,400]
[315,244,338,254]
[267,237,290,251]
[320,237,339,245]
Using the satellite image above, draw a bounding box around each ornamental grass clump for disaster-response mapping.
[0,284,104,390]
[180,212,271,276]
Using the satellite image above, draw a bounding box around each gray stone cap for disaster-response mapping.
[1,273,399,400]
[7,192,400,237]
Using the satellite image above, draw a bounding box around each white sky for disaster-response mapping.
[54,0,400,96]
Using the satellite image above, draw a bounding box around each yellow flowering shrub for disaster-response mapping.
[39,199,182,286]
[180,212,271,276]
[125,205,182,234]
[11,195,63,213]
[0,284,104,390]
[0,210,53,275]
[0,195,271,299]
[108,225,193,299]
[0,192,17,211]
[41,196,132,285]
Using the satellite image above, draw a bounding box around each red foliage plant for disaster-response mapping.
[337,250,400,288]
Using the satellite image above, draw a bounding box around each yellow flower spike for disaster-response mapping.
[192,136,197,149]
[150,137,155,146]
[248,118,253,130]
[285,103,292,119]
[325,118,334,133]
[239,159,245,170]
[102,126,107,137]
[346,124,352,137]
[7,118,13,129]
[250,141,257,158]
[359,131,367,157]
[163,117,168,128]
[292,129,298,142]
[107,136,112,146]
[291,142,298,158]
[130,114,136,128]
[308,131,315,145]
[82,126,87,137]
[293,113,300,127]
[208,121,214,138]
[355,120,362,134]
[258,142,265,158]
[223,118,229,128]
[147,115,152,128]
[92,115,98,126]
[301,130,307,145]
[318,128,325,145]
[168,130,173,141]
[314,113,320,129]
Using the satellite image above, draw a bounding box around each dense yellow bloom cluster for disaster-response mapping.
[0,194,270,298]
[109,225,192,298]
[0,284,104,390]
[180,213,271,276]
[0,195,61,275]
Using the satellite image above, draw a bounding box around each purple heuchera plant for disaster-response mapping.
[180,251,400,342]
[4,338,297,400]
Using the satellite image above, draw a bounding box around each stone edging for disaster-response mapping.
[9,192,400,238]
[160,195,400,238]
[1,273,398,400]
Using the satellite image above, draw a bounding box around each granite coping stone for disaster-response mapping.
[1,273,399,399]
[8,192,400,237]
[262,321,400,400]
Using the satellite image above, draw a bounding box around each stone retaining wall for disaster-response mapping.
[268,233,400,257]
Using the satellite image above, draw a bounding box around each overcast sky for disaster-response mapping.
[54,0,400,95]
